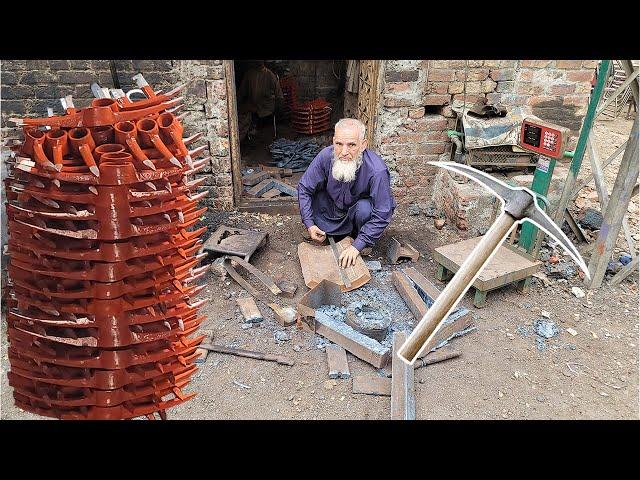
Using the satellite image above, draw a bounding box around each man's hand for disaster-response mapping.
[339,245,360,268]
[308,225,326,243]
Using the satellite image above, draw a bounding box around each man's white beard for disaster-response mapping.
[331,152,363,183]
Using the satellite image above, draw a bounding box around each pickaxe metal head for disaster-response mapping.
[431,162,590,279]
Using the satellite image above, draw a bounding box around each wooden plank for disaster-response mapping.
[224,60,242,207]
[391,331,415,420]
[352,376,391,396]
[433,236,541,291]
[236,297,263,323]
[586,116,639,288]
[315,312,390,368]
[298,237,371,292]
[326,344,350,379]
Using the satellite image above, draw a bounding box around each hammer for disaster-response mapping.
[397,162,591,365]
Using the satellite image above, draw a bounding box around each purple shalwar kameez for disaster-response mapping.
[297,146,396,252]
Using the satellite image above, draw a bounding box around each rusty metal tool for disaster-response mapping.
[328,236,351,289]
[199,343,294,366]
[397,162,590,365]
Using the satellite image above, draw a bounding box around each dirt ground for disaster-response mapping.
[1,117,638,420]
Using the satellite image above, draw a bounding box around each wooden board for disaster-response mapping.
[298,237,371,292]
[433,236,541,291]
[326,344,350,379]
[352,376,391,396]
[391,331,415,420]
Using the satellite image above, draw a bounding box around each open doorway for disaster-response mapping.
[231,60,350,213]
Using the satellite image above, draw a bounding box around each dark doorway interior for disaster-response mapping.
[233,60,347,208]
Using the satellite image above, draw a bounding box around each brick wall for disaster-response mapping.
[374,59,597,230]
[1,59,234,210]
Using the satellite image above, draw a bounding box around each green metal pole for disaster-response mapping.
[551,59,610,226]
[518,156,556,252]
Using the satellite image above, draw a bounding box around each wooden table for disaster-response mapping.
[433,236,541,307]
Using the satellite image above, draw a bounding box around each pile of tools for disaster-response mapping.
[291,98,332,135]
[269,138,323,172]
[3,76,209,420]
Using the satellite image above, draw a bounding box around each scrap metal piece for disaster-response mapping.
[296,279,342,332]
[328,236,351,289]
[198,343,294,366]
[267,303,297,326]
[202,225,267,262]
[387,237,419,264]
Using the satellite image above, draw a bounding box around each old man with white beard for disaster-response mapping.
[297,118,396,268]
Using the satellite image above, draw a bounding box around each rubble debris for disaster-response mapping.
[533,319,559,339]
[364,260,382,271]
[566,328,578,336]
[434,218,446,230]
[236,296,264,323]
[274,330,291,342]
[199,343,294,366]
[580,208,604,230]
[352,376,392,396]
[387,236,420,264]
[391,331,416,421]
[234,381,251,389]
[571,287,586,298]
[210,257,228,277]
[326,344,350,379]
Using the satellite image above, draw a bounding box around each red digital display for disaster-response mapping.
[519,120,565,159]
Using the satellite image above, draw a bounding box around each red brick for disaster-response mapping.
[406,115,447,131]
[562,95,590,106]
[556,60,584,69]
[516,69,534,82]
[441,106,455,117]
[455,68,489,82]
[451,94,484,104]
[428,69,456,82]
[385,69,419,82]
[383,95,415,107]
[521,60,552,68]
[549,83,576,95]
[496,81,515,93]
[408,107,425,119]
[482,79,498,93]
[527,95,559,106]
[431,60,466,69]
[581,60,598,69]
[415,143,446,155]
[565,70,595,83]
[424,94,451,105]
[489,68,516,81]
[386,82,412,94]
[448,81,464,94]
[428,82,450,94]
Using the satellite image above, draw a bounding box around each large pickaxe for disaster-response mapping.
[397,162,590,365]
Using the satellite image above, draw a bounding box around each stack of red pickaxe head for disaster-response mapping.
[291,98,332,135]
[3,78,209,420]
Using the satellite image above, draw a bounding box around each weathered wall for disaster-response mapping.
[287,60,344,103]
[374,59,597,231]
[0,59,233,210]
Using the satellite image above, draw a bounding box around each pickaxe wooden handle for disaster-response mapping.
[397,212,515,363]
[398,161,590,365]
